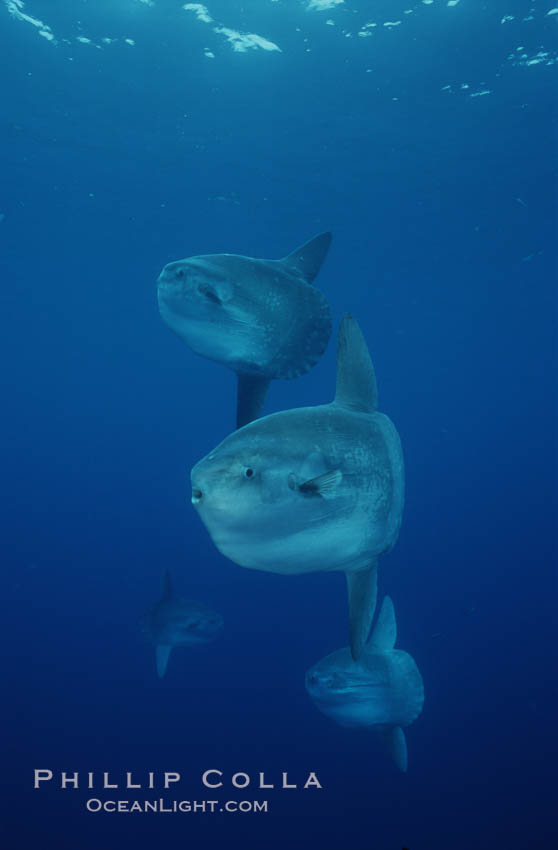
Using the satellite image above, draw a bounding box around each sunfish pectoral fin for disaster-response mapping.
[298,469,342,499]
[334,314,378,413]
[280,232,332,285]
[156,645,172,678]
[346,561,378,660]
[236,374,271,429]
[379,726,408,773]
[367,595,396,651]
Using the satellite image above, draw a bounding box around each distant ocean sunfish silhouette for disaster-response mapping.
[191,315,404,660]
[305,597,424,772]
[157,233,332,427]
[143,570,223,678]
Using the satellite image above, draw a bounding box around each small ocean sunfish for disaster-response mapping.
[143,569,223,678]
[305,597,424,772]
[157,233,332,427]
[191,315,404,660]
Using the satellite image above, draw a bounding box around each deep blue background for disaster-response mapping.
[1,1,557,848]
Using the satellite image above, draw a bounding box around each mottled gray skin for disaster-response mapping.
[191,315,404,658]
[158,252,331,380]
[305,597,424,772]
[191,404,403,576]
[144,571,223,677]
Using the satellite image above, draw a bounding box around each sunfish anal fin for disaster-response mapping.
[334,314,378,413]
[236,374,271,429]
[156,644,172,679]
[346,561,378,660]
[379,726,408,773]
[280,232,332,285]
[367,595,396,651]
[297,469,342,499]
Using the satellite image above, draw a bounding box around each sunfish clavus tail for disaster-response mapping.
[157,232,332,428]
[191,315,404,660]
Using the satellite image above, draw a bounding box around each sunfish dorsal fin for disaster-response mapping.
[161,569,173,601]
[280,232,332,285]
[346,561,378,660]
[379,726,408,773]
[156,644,172,678]
[367,596,396,652]
[334,314,378,413]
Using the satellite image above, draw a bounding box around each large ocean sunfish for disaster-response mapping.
[143,569,223,678]
[157,233,332,427]
[190,315,404,659]
[305,597,424,772]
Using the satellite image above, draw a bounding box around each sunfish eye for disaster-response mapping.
[243,467,255,479]
[175,268,185,280]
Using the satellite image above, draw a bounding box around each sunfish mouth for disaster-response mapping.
[191,487,203,505]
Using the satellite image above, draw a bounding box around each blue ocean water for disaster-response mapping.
[1,1,557,848]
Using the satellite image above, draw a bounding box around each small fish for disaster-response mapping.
[143,570,223,678]
[305,597,424,772]
[157,233,332,427]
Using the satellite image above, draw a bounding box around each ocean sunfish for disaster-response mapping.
[190,314,404,659]
[143,569,223,678]
[157,233,332,427]
[305,597,424,772]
